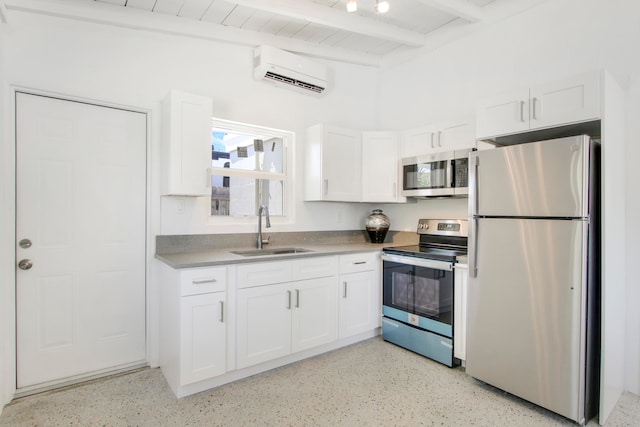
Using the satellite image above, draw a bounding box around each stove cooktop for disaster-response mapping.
[382,244,466,262]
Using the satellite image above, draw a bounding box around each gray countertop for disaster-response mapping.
[155,242,397,269]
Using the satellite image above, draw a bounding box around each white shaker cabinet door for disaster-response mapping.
[305,124,362,201]
[236,283,292,369]
[438,120,475,151]
[476,71,601,140]
[162,90,212,196]
[291,276,338,353]
[180,292,226,385]
[476,88,531,139]
[530,71,600,130]
[338,270,380,339]
[400,124,439,157]
[362,131,403,203]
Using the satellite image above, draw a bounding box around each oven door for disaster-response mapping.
[381,254,454,338]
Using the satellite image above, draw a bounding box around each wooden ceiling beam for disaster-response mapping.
[414,0,483,22]
[231,0,425,47]
[5,0,382,66]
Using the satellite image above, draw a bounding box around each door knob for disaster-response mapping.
[18,259,33,270]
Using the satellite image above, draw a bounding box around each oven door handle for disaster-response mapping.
[381,254,453,271]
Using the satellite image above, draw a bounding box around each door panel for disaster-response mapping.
[16,93,147,388]
[473,135,589,217]
[466,218,586,422]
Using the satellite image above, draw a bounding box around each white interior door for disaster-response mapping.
[15,93,147,389]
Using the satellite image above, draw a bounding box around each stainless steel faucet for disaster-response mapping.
[257,204,271,249]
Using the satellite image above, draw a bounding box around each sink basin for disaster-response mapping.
[231,247,314,257]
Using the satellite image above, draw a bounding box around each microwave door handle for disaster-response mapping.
[449,159,455,187]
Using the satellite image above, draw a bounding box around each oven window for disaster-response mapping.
[413,274,441,317]
[383,261,453,325]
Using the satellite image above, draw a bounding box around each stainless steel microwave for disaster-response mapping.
[401,148,474,198]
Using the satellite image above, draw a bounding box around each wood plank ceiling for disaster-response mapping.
[5,0,532,66]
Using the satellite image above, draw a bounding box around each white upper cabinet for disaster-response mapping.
[305,124,362,202]
[162,90,212,196]
[476,71,601,140]
[362,131,404,203]
[400,119,475,158]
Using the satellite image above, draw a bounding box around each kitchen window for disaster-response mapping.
[209,118,292,219]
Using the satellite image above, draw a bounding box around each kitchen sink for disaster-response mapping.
[231,247,314,257]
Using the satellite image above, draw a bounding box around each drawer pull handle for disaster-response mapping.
[354,261,366,265]
[219,301,224,323]
[192,278,217,285]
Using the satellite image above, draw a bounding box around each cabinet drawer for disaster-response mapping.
[292,256,338,281]
[339,252,378,274]
[237,261,292,289]
[180,266,227,296]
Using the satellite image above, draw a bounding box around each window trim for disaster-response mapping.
[207,117,294,224]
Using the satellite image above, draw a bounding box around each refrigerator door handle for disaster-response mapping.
[468,154,479,277]
[468,218,478,277]
[469,154,479,217]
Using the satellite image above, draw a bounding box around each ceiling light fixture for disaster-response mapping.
[375,0,390,14]
[346,0,389,14]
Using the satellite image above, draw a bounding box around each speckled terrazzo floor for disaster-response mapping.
[1,337,639,426]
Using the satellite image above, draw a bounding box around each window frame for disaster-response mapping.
[206,117,295,226]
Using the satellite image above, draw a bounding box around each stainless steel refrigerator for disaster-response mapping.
[466,135,600,424]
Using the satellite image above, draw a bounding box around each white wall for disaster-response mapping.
[625,74,640,395]
[0,16,11,412]
[377,0,640,402]
[0,10,380,407]
[3,11,380,236]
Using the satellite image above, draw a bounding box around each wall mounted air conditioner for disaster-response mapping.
[253,45,329,96]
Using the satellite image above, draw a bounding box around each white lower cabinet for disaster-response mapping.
[160,251,380,398]
[453,264,468,362]
[236,256,338,369]
[237,281,292,368]
[180,292,226,384]
[159,263,228,396]
[338,252,381,339]
[291,276,338,353]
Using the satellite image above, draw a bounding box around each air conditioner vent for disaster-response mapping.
[253,46,329,96]
[264,71,325,94]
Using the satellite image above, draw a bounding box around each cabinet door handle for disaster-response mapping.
[437,131,442,147]
[219,301,224,323]
[430,133,435,148]
[287,290,292,309]
[323,179,329,196]
[192,278,217,285]
[343,282,348,298]
[295,289,300,308]
[531,97,537,120]
[519,101,526,122]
